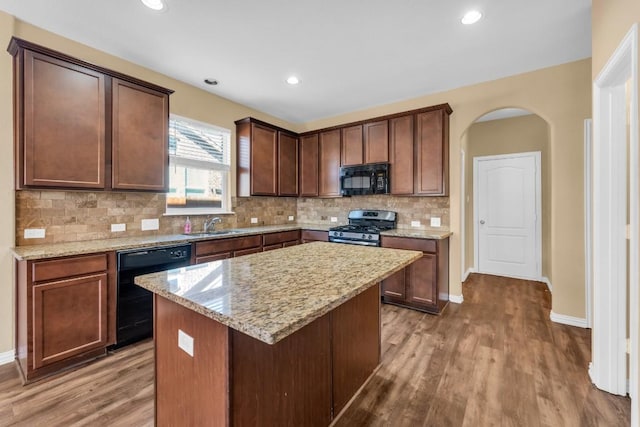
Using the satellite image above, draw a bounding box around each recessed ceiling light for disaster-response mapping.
[461,10,482,25]
[286,76,300,85]
[141,0,165,11]
[204,78,219,86]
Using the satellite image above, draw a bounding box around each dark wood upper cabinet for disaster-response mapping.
[299,134,319,197]
[253,122,278,196]
[319,129,342,197]
[414,109,449,196]
[363,120,388,164]
[111,78,169,191]
[17,49,106,189]
[341,125,363,166]
[8,37,173,192]
[278,131,299,196]
[389,115,414,195]
[236,118,299,197]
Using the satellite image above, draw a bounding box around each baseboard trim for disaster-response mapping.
[449,294,464,304]
[0,349,15,366]
[541,276,552,292]
[550,311,589,328]
[462,268,475,282]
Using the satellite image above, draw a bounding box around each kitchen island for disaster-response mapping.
[135,242,421,426]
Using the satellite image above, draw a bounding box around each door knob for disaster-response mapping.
[480,220,485,224]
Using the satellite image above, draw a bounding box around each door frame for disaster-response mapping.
[591,23,638,414]
[473,151,542,280]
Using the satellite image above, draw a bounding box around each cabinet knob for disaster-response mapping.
[480,220,485,225]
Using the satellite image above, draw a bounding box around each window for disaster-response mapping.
[166,115,231,215]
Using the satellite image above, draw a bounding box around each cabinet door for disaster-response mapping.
[21,50,106,189]
[234,247,262,257]
[319,129,342,197]
[389,115,414,195]
[406,254,437,308]
[299,134,319,197]
[251,123,278,195]
[112,78,169,191]
[32,273,108,369]
[301,230,328,243]
[263,243,283,251]
[341,125,363,166]
[381,269,406,301]
[278,132,298,196]
[415,110,448,195]
[364,120,389,164]
[196,252,232,264]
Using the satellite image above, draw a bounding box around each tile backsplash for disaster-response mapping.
[15,191,297,246]
[15,190,448,246]
[296,195,450,229]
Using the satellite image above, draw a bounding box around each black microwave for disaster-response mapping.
[340,163,390,196]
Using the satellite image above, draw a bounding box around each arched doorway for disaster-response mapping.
[461,108,551,284]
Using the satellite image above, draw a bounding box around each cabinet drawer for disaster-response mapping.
[32,254,108,282]
[263,230,301,246]
[301,230,328,242]
[381,236,436,253]
[195,235,262,257]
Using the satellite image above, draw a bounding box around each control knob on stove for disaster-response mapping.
[362,234,366,239]
[367,235,373,240]
[339,232,343,237]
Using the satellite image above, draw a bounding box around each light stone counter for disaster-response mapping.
[134,242,421,345]
[11,222,448,261]
[381,228,452,240]
[12,224,308,261]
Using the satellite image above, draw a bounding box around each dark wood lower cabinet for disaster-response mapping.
[154,284,380,426]
[262,230,300,251]
[381,236,449,314]
[194,235,262,264]
[301,230,329,243]
[15,253,114,383]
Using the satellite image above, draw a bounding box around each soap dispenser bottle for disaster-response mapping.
[184,216,191,234]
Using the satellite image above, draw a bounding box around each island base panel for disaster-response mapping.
[154,285,381,426]
[332,285,381,414]
[231,314,332,427]
[155,296,229,427]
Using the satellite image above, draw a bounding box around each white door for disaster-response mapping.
[474,152,541,279]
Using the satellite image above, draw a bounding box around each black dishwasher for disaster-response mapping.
[112,244,192,349]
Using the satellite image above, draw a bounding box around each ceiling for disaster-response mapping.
[0,0,592,124]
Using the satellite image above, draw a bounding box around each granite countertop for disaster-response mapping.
[134,242,422,345]
[381,228,452,239]
[11,222,450,261]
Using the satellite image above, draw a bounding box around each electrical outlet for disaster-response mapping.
[24,228,45,239]
[430,217,441,227]
[178,329,194,357]
[251,217,258,224]
[141,218,159,231]
[411,220,421,228]
[288,215,294,221]
[330,217,338,223]
[111,223,126,232]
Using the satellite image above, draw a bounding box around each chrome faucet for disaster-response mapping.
[203,217,222,233]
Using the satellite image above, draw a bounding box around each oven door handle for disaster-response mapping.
[330,238,379,247]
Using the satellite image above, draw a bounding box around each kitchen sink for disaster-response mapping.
[184,230,244,237]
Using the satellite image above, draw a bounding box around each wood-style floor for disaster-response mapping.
[0,274,631,426]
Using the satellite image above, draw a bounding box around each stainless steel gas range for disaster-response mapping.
[328,209,397,247]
